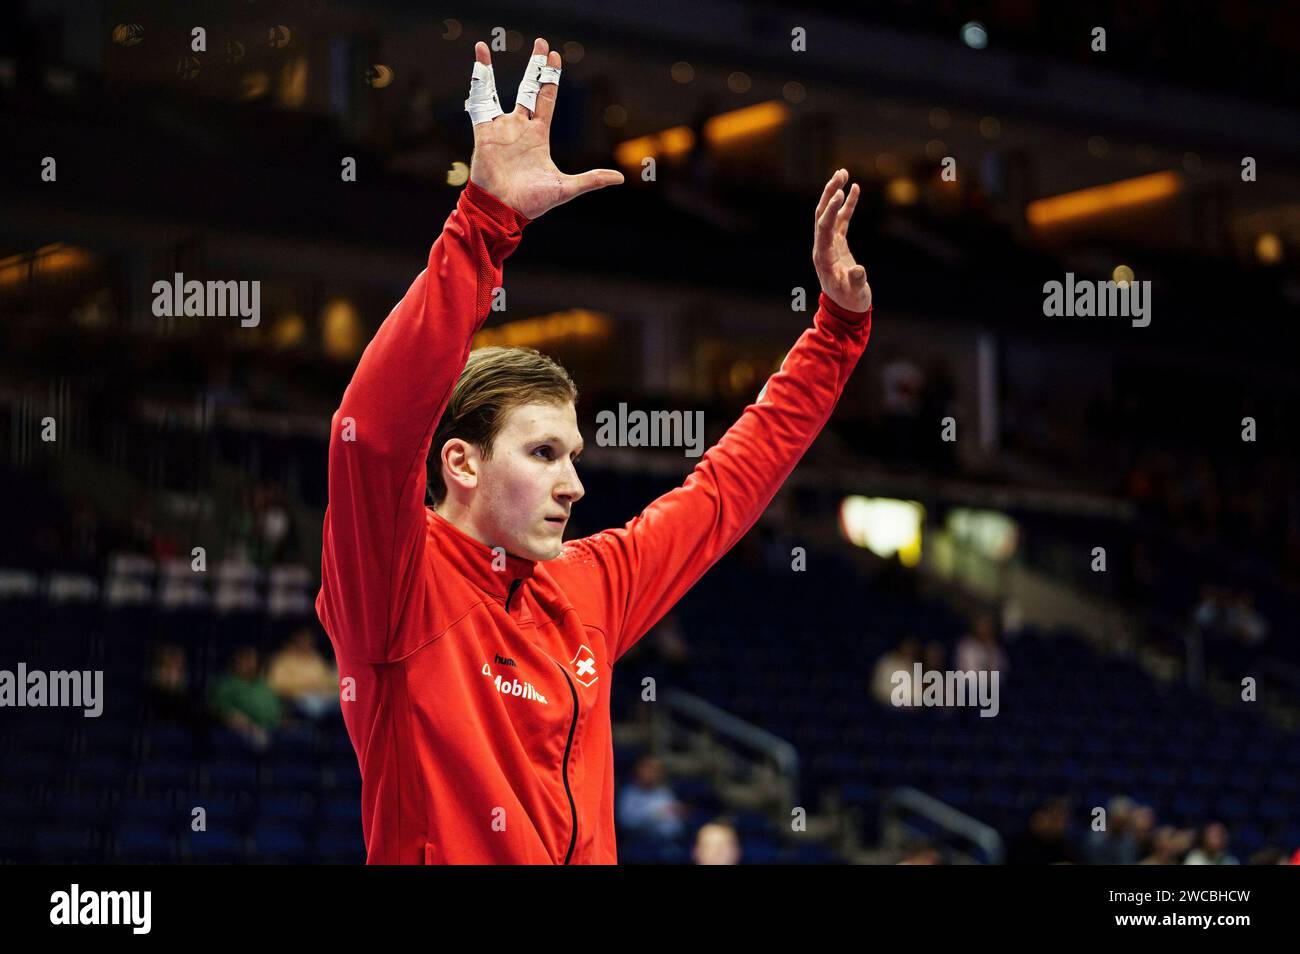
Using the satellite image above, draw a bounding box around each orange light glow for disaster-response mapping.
[1026,171,1181,229]
[615,101,789,169]
[473,309,610,349]
[0,243,95,288]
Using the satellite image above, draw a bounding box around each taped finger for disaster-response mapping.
[465,59,505,125]
[515,53,561,114]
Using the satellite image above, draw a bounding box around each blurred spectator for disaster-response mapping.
[956,616,1007,677]
[1184,822,1239,865]
[267,628,339,721]
[1084,796,1140,865]
[1130,804,1157,860]
[1224,592,1268,649]
[1192,585,1269,678]
[882,354,924,417]
[1192,584,1228,635]
[146,643,210,744]
[922,640,947,673]
[1006,797,1080,864]
[880,351,925,461]
[871,637,919,708]
[618,755,686,841]
[1141,826,1195,864]
[127,503,180,561]
[211,646,282,750]
[692,819,741,865]
[1247,846,1288,865]
[647,613,693,692]
[897,839,946,864]
[250,484,296,567]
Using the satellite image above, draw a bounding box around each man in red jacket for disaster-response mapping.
[316,36,873,864]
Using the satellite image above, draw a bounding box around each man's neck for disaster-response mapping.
[433,501,505,555]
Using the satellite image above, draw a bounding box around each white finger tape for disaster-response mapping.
[464,60,504,125]
[514,53,561,113]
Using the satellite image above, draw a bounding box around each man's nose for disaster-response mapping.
[557,463,584,502]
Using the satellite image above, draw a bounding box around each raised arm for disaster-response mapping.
[551,170,873,661]
[317,37,622,663]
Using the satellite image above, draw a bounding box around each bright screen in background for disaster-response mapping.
[838,496,924,566]
[946,508,1020,562]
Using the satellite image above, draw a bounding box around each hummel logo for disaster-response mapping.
[494,653,517,668]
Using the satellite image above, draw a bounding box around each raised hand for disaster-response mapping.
[812,169,872,313]
[466,37,624,220]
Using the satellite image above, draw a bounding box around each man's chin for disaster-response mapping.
[515,535,563,562]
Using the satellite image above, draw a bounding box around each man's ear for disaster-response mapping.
[442,438,480,492]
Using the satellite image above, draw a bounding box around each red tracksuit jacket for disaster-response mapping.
[316,180,872,864]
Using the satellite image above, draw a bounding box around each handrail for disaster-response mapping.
[881,786,1005,864]
[658,688,801,805]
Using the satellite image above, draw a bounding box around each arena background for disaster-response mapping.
[1,0,1298,865]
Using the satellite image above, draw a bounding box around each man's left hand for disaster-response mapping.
[812,169,871,313]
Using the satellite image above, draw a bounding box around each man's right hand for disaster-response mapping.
[467,37,624,220]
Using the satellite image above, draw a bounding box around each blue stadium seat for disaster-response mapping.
[251,822,310,862]
[184,828,245,862]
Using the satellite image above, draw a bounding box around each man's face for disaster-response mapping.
[635,757,663,789]
[693,825,740,865]
[1204,823,1228,854]
[471,400,585,561]
[234,649,259,679]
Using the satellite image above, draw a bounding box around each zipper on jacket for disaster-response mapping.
[552,660,579,865]
[505,577,522,613]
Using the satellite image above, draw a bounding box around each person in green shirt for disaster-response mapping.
[211,646,282,749]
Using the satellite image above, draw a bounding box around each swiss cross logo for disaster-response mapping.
[570,644,599,687]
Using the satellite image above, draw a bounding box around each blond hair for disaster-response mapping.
[427,346,578,506]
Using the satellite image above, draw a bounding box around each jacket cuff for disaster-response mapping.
[818,291,872,327]
[462,180,532,230]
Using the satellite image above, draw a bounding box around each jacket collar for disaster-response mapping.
[427,508,536,602]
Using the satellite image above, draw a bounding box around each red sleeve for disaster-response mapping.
[317,181,530,663]
[551,292,872,662]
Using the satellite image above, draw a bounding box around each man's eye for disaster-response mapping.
[534,446,554,460]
